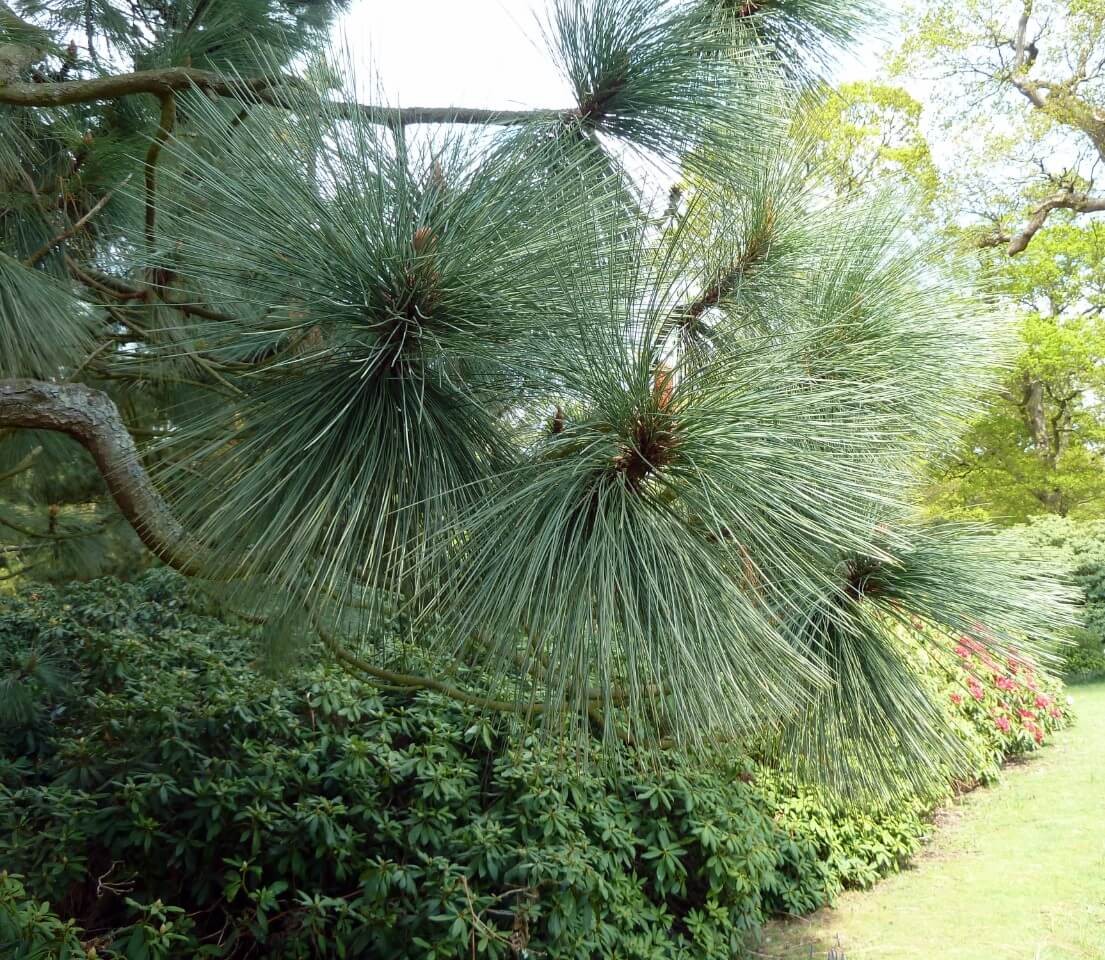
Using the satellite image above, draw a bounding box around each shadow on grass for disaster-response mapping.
[748,924,849,960]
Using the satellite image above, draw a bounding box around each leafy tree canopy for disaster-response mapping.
[895,0,1105,253]
[801,79,939,203]
[927,220,1105,520]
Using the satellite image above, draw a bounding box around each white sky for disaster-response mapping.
[340,0,898,111]
[338,0,908,210]
[341,1,577,112]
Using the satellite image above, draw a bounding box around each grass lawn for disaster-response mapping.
[755,682,1105,960]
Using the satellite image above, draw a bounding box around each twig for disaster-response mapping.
[24,176,131,266]
[0,445,42,483]
[145,93,176,248]
[96,861,135,898]
[0,66,570,127]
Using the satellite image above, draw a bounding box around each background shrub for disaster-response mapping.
[0,574,1070,959]
[1016,517,1105,682]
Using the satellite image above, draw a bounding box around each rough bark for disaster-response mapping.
[1019,375,1068,513]
[0,379,206,574]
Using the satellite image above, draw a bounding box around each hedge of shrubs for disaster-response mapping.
[0,573,1070,959]
[1017,517,1105,682]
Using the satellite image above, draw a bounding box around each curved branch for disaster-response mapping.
[322,629,550,716]
[0,378,207,574]
[990,190,1105,255]
[0,66,567,126]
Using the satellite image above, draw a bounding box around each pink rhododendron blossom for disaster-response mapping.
[950,692,963,705]
[1049,707,1062,719]
[1035,694,1050,708]
[1018,709,1035,720]
[994,716,1011,733]
[996,676,1016,691]
[954,645,970,658]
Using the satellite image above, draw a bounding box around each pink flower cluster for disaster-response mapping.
[945,631,1067,750]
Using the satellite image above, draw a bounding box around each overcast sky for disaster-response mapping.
[341,1,576,111]
[339,0,896,111]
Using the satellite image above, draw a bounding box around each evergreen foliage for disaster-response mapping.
[0,0,1081,790]
[1015,517,1105,682]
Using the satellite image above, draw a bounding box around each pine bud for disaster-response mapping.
[412,226,436,254]
[431,160,447,193]
[652,362,674,410]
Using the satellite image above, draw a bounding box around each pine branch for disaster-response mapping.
[664,199,777,335]
[0,511,116,542]
[144,93,176,249]
[0,379,207,575]
[0,66,568,126]
[320,628,551,716]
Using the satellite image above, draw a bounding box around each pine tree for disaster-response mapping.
[0,0,1079,793]
[0,0,349,580]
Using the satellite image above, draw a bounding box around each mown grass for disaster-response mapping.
[755,682,1105,960]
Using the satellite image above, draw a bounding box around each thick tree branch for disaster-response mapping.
[0,379,206,574]
[982,190,1105,254]
[0,66,567,126]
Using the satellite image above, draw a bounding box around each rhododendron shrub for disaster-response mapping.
[941,637,1070,781]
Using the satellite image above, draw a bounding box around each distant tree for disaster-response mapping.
[843,8,1105,521]
[0,0,1077,792]
[898,0,1105,254]
[802,79,938,203]
[927,220,1105,520]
